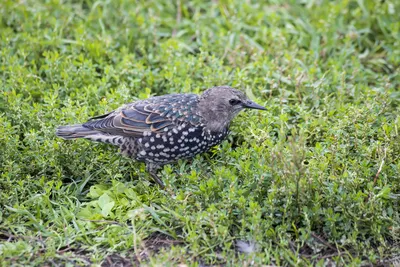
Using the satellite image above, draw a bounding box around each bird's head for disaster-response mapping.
[198,86,266,132]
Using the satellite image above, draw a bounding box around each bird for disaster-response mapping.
[56,86,266,188]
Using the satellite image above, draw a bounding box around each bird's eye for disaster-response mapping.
[229,99,241,105]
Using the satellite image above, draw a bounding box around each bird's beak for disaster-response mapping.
[243,100,266,110]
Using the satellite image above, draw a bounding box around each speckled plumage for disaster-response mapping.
[56,86,266,187]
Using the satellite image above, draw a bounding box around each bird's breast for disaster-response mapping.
[133,123,229,163]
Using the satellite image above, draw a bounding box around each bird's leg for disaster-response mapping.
[150,172,165,188]
[146,163,165,188]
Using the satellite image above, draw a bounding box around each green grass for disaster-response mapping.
[1,0,399,265]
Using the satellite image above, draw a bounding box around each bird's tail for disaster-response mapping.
[56,124,99,140]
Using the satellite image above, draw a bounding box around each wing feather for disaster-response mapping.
[82,94,200,137]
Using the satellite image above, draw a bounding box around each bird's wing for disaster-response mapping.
[83,94,202,137]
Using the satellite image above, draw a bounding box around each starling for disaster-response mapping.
[56,86,266,187]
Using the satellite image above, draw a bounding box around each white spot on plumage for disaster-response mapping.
[144,142,150,148]
[140,151,146,155]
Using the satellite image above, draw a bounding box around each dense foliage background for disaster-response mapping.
[1,0,399,265]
